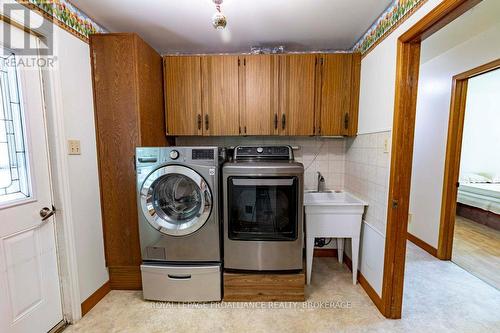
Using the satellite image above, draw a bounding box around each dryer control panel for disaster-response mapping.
[233,145,293,160]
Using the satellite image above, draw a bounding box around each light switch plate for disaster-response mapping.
[68,140,81,155]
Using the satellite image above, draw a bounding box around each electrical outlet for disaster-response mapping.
[68,140,81,155]
[315,238,326,247]
[383,138,390,153]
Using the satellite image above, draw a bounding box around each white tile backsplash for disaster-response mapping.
[175,136,346,191]
[344,131,391,236]
[176,132,391,236]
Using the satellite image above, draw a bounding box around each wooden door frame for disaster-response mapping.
[437,58,500,260]
[382,0,482,319]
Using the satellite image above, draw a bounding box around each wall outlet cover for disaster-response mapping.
[383,138,390,153]
[68,139,81,155]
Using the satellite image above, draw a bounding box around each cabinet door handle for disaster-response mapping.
[197,114,202,130]
[344,112,349,130]
[205,114,209,131]
[281,114,286,130]
[244,126,247,134]
[274,114,278,129]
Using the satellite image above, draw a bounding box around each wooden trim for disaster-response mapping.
[437,57,500,260]
[358,270,384,312]
[407,233,438,258]
[108,266,142,290]
[383,39,421,320]
[343,254,384,313]
[399,0,482,43]
[453,58,500,80]
[437,79,468,260]
[81,281,111,316]
[223,271,305,302]
[0,13,43,38]
[415,0,482,42]
[313,248,337,257]
[384,0,482,319]
[313,249,383,313]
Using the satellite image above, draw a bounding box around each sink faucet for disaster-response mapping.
[317,172,325,192]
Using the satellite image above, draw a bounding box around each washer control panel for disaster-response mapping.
[192,149,215,160]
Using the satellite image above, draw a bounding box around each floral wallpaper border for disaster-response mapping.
[18,0,428,52]
[353,0,428,54]
[17,0,106,41]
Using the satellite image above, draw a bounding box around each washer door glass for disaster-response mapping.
[141,165,212,236]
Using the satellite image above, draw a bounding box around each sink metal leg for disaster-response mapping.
[352,236,360,285]
[337,238,344,264]
[306,237,315,285]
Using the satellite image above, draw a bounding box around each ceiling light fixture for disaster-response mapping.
[212,0,227,30]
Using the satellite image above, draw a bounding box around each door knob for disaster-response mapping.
[40,206,56,221]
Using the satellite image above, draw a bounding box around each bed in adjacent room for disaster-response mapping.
[457,183,500,215]
[456,175,500,230]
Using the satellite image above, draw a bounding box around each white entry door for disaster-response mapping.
[0,28,63,332]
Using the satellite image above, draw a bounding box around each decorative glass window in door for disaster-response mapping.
[0,52,31,205]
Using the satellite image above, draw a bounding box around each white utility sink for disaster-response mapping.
[304,191,367,285]
[304,191,366,208]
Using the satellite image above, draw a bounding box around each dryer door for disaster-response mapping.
[140,165,212,236]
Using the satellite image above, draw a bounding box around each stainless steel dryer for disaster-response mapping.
[223,145,304,271]
[136,147,222,302]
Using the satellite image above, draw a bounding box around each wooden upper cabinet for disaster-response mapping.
[318,53,356,136]
[201,56,240,136]
[164,56,202,135]
[239,55,276,136]
[162,52,360,137]
[278,54,317,136]
[347,53,361,136]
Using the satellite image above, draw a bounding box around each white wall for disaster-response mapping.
[357,0,442,134]
[0,2,108,319]
[344,131,391,295]
[51,26,109,302]
[355,0,443,296]
[408,0,500,247]
[176,136,346,191]
[460,69,500,178]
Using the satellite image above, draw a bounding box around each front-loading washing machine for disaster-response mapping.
[136,146,223,302]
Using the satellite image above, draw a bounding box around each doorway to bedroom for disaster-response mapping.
[403,0,500,298]
[450,67,500,290]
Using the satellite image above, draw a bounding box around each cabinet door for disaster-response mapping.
[346,53,361,136]
[239,55,276,135]
[318,54,353,136]
[164,56,202,135]
[201,56,240,136]
[279,54,317,136]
